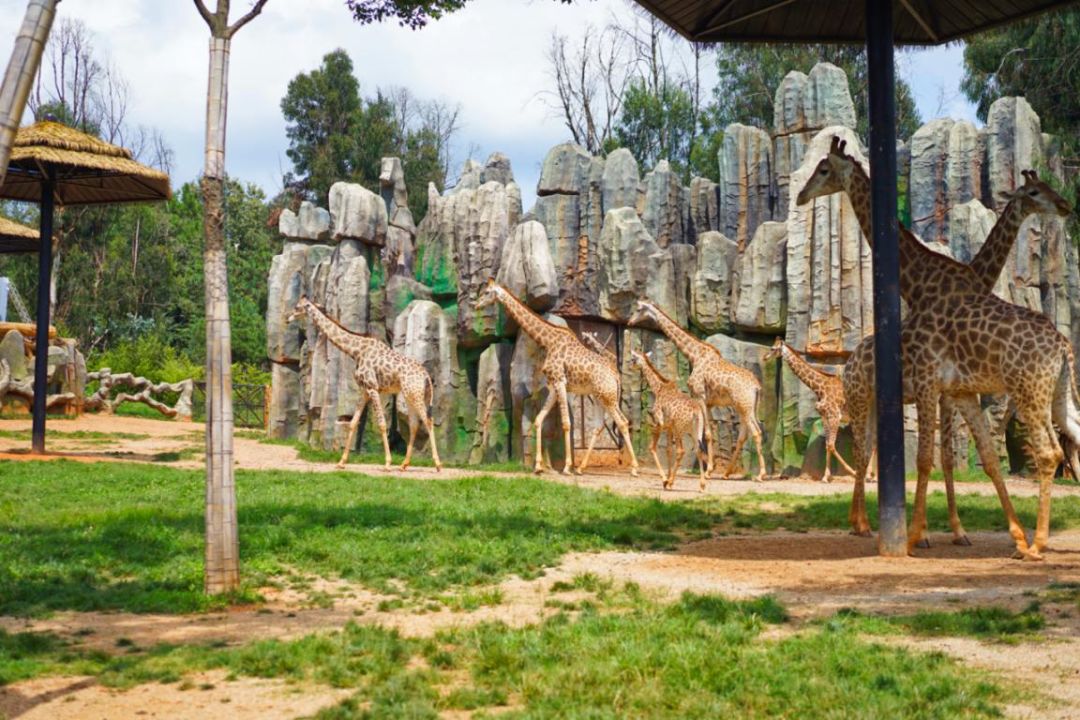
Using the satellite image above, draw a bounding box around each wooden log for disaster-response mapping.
[0,321,57,339]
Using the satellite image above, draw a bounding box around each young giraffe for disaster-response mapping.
[628,300,766,481]
[475,279,639,476]
[798,138,1080,559]
[763,337,855,484]
[842,169,1076,544]
[630,349,711,491]
[288,296,442,471]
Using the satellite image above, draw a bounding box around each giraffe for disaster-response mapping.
[628,300,766,481]
[288,296,442,472]
[797,137,1080,559]
[630,349,711,491]
[762,337,855,484]
[841,169,1076,544]
[475,279,639,476]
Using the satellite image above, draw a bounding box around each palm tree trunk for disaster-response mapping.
[201,29,239,595]
[0,0,57,186]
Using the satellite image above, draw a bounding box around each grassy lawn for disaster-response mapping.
[4,460,1080,617]
[0,460,716,616]
[0,589,1009,718]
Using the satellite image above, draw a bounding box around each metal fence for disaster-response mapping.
[193,382,268,429]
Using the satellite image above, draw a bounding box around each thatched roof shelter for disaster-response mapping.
[0,215,39,254]
[0,119,170,454]
[1,120,170,205]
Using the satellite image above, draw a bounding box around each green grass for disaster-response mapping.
[286,439,530,474]
[5,460,1080,617]
[0,592,1008,718]
[0,460,715,616]
[827,605,1046,642]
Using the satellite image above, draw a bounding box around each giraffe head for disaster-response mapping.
[474,277,505,310]
[286,295,313,324]
[1005,170,1073,218]
[627,300,661,329]
[762,336,784,362]
[629,348,647,370]
[796,136,857,206]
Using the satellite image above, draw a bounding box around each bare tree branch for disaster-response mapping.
[193,0,215,28]
[227,0,270,37]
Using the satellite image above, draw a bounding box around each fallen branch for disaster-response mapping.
[85,368,194,421]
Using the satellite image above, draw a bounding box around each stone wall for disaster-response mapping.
[267,63,1078,477]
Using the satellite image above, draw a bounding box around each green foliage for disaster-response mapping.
[280,49,452,219]
[614,77,697,179]
[91,333,203,383]
[709,45,923,141]
[345,0,573,29]
[961,10,1080,219]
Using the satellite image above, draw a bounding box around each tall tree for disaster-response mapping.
[0,0,57,188]
[962,9,1080,158]
[709,45,922,141]
[194,0,268,596]
[281,50,457,218]
[346,0,572,28]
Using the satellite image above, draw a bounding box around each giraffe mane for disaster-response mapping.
[636,350,671,385]
[495,282,576,338]
[644,301,725,360]
[307,302,373,339]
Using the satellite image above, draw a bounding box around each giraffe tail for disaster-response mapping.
[1053,342,1080,480]
[425,374,435,422]
[695,408,708,455]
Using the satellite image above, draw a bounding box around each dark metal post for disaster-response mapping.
[865,0,907,556]
[31,170,53,453]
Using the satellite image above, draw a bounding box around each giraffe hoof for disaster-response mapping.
[1011,548,1043,561]
[953,535,972,547]
[335,462,346,470]
[560,468,573,476]
[850,529,873,538]
[573,467,584,476]
[630,469,640,478]
[533,468,544,475]
[915,538,931,550]
[384,464,392,471]
[399,463,409,471]
[435,464,443,473]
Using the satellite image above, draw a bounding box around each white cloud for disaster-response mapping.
[0,0,977,211]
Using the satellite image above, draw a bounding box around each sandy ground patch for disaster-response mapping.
[0,671,351,720]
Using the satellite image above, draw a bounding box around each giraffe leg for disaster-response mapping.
[846,402,873,536]
[577,423,606,476]
[699,419,712,491]
[1016,405,1062,556]
[954,395,1034,560]
[649,424,666,486]
[940,396,970,547]
[555,384,573,476]
[401,410,419,471]
[748,416,767,483]
[821,420,837,485]
[907,387,940,554]
[725,419,750,480]
[700,401,715,478]
[829,418,857,478]
[363,390,392,470]
[336,391,370,469]
[533,389,560,475]
[612,406,639,477]
[424,405,442,472]
[669,435,684,490]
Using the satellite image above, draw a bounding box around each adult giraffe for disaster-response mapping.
[797,137,1080,559]
[628,300,766,481]
[288,297,442,472]
[476,279,639,476]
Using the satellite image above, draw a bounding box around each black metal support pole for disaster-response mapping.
[865,0,907,556]
[31,170,54,454]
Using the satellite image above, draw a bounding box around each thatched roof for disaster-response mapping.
[633,0,1080,44]
[0,215,39,254]
[0,121,171,206]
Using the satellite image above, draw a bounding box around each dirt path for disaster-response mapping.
[3,414,1076,502]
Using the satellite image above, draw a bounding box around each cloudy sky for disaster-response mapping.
[0,0,975,210]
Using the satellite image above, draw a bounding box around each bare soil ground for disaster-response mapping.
[4,414,1080,718]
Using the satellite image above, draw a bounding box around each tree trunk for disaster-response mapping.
[0,0,57,186]
[201,30,239,594]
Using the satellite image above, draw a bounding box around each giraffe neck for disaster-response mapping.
[637,355,670,395]
[780,343,831,396]
[304,301,368,357]
[842,158,975,303]
[649,306,710,365]
[968,197,1026,291]
[495,288,566,348]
